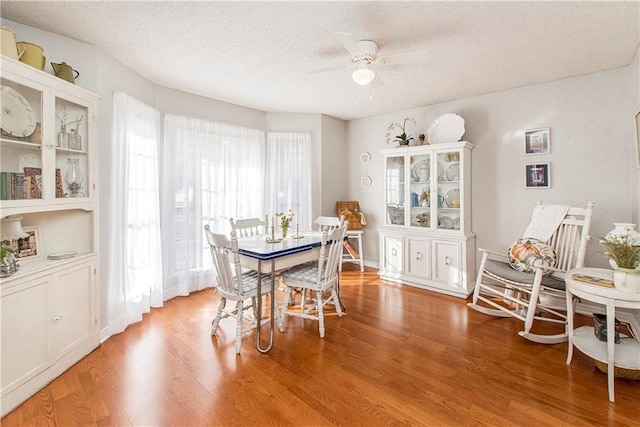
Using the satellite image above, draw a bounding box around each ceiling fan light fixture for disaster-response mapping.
[352,63,375,85]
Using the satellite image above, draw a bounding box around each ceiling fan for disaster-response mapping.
[334,32,430,87]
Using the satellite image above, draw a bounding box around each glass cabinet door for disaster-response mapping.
[54,96,89,199]
[0,79,44,202]
[409,152,431,228]
[385,155,405,226]
[435,150,461,230]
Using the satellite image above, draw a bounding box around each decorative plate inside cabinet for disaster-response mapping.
[438,216,453,229]
[445,189,460,208]
[411,159,429,182]
[445,163,460,181]
[1,86,36,138]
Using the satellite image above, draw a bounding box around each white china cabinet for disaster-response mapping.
[0,57,100,417]
[379,142,475,298]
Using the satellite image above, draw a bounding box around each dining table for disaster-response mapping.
[236,232,326,353]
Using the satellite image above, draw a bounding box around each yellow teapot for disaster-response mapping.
[51,61,79,84]
[1,27,25,60]
[16,41,45,70]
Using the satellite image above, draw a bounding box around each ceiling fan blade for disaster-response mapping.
[335,32,363,58]
[382,50,430,65]
[309,65,348,74]
[370,72,384,88]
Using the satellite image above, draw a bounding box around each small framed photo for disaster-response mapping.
[525,163,550,189]
[524,128,550,155]
[1,226,43,261]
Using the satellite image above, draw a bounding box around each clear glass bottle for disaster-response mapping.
[57,126,69,148]
[69,128,81,150]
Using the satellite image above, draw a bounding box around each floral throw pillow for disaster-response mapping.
[507,238,557,275]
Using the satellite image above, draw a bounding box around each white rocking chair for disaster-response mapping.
[468,201,594,344]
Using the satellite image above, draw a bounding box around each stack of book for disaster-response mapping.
[0,172,35,200]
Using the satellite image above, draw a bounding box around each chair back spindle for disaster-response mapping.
[230,215,268,237]
[313,215,345,233]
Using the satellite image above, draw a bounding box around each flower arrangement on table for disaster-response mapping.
[385,116,416,146]
[600,234,640,270]
[276,209,295,238]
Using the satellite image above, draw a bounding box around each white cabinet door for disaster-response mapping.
[433,240,461,285]
[407,238,431,279]
[51,261,94,358]
[381,234,404,274]
[0,275,51,397]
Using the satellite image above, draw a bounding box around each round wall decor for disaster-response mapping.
[360,151,371,164]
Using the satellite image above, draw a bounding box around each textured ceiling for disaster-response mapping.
[2,1,639,120]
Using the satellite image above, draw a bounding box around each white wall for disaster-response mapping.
[157,86,266,130]
[320,115,348,216]
[348,62,639,270]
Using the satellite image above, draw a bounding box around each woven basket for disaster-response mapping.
[336,201,363,230]
[594,360,640,380]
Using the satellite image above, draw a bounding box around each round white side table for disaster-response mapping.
[565,267,640,402]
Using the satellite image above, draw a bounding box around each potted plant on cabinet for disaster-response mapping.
[0,247,18,277]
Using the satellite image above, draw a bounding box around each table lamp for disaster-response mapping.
[1,215,28,277]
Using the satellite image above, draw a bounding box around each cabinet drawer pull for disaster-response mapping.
[416,251,422,260]
[445,256,450,265]
[391,248,397,256]
[51,314,63,323]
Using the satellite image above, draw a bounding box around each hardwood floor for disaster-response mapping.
[3,265,638,426]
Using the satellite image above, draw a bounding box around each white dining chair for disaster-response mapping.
[278,224,347,338]
[204,225,273,354]
[313,215,344,232]
[230,215,269,237]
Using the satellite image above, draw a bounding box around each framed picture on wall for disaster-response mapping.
[524,128,550,155]
[525,163,550,189]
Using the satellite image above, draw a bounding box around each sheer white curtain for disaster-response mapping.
[162,115,265,298]
[107,92,163,335]
[265,132,313,232]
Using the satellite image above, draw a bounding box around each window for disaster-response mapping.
[265,132,313,231]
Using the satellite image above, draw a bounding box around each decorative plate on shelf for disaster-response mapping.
[411,159,430,181]
[445,163,460,181]
[48,251,77,260]
[1,85,37,138]
[427,113,465,144]
[445,189,460,208]
[438,216,453,229]
[453,217,460,230]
